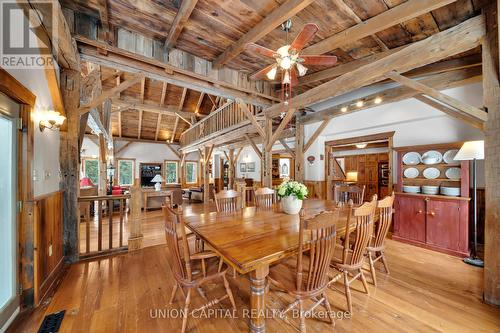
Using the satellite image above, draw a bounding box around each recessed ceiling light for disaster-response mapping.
[356,143,368,149]
[374,97,382,104]
[341,106,348,112]
[356,100,364,107]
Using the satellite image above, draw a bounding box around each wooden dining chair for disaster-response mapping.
[214,189,240,212]
[166,188,184,208]
[163,206,236,333]
[334,184,365,205]
[254,187,275,208]
[329,195,377,314]
[367,192,395,286]
[268,210,339,332]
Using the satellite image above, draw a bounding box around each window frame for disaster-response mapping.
[164,160,179,184]
[116,158,135,186]
[185,161,198,184]
[81,157,99,185]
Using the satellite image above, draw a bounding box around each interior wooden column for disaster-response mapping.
[98,134,107,195]
[203,146,210,203]
[262,117,273,188]
[482,3,500,306]
[228,148,235,189]
[59,69,80,262]
[295,119,304,183]
[128,179,143,251]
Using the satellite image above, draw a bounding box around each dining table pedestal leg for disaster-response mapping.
[249,264,269,333]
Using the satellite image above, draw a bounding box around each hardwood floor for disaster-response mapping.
[9,202,500,333]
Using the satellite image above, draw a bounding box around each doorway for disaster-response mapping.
[0,92,20,329]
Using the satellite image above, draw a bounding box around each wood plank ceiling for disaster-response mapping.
[64,0,483,143]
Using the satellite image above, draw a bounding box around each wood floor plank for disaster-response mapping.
[8,203,500,333]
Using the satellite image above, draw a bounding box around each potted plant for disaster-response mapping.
[277,179,308,215]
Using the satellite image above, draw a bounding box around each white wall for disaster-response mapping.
[81,138,200,178]
[235,146,262,181]
[5,3,62,197]
[303,83,485,186]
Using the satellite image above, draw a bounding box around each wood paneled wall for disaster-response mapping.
[304,181,326,199]
[33,191,65,306]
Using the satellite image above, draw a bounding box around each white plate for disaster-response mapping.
[421,150,443,165]
[403,185,421,193]
[441,187,460,196]
[423,167,440,179]
[422,186,439,195]
[443,149,460,165]
[402,152,421,165]
[445,167,461,180]
[404,167,419,179]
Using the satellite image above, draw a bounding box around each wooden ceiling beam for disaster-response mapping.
[111,97,204,119]
[118,111,122,137]
[164,0,198,50]
[115,142,133,155]
[266,15,485,118]
[140,77,146,103]
[171,88,187,142]
[266,108,296,151]
[76,36,277,106]
[386,70,487,122]
[79,75,144,114]
[303,119,331,152]
[331,0,389,51]
[160,82,167,106]
[154,113,162,141]
[244,134,262,159]
[279,139,295,158]
[303,0,458,55]
[165,142,182,159]
[301,67,482,124]
[414,95,484,130]
[238,99,266,138]
[96,0,110,43]
[138,110,143,139]
[195,92,205,114]
[212,0,316,68]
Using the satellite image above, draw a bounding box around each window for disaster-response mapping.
[185,161,197,184]
[165,161,179,184]
[118,159,134,186]
[83,158,99,185]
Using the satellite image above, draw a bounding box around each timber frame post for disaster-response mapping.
[228,148,235,190]
[128,179,143,251]
[202,145,213,203]
[294,118,304,183]
[262,117,273,188]
[482,2,500,306]
[59,69,80,262]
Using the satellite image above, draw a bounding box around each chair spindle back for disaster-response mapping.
[163,206,192,283]
[214,189,240,212]
[373,192,395,249]
[254,187,275,208]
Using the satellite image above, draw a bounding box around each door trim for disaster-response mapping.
[0,67,36,309]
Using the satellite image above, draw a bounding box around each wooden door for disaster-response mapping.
[395,195,426,242]
[426,199,460,250]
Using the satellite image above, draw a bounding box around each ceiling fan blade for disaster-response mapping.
[250,64,277,81]
[290,23,319,52]
[245,43,276,58]
[301,55,338,66]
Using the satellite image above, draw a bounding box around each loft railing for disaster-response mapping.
[180,101,262,147]
[78,194,130,258]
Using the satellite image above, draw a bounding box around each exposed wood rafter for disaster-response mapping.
[212,0,316,68]
[164,0,199,51]
[245,134,262,159]
[303,0,458,55]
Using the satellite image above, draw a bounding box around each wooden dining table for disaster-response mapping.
[183,199,360,333]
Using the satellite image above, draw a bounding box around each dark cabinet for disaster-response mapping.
[394,193,469,256]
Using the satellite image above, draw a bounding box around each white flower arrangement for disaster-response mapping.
[276,179,308,200]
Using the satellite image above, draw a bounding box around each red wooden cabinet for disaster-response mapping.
[394,193,469,256]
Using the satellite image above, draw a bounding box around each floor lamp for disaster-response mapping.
[454,140,484,267]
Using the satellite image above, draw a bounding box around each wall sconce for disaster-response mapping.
[35,108,66,132]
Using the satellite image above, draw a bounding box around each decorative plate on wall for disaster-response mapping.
[445,167,461,180]
[443,149,460,165]
[421,151,443,165]
[402,152,421,165]
[404,167,419,178]
[423,167,440,179]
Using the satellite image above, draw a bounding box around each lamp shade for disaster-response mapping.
[346,171,358,182]
[80,177,94,188]
[151,174,164,183]
[454,140,484,161]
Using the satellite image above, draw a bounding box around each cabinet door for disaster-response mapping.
[395,196,426,242]
[426,199,460,250]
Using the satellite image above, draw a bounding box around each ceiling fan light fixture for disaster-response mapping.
[296,62,308,76]
[266,66,277,80]
[277,45,290,57]
[280,56,292,70]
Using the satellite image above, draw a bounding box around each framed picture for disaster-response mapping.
[240,163,247,172]
[247,162,255,172]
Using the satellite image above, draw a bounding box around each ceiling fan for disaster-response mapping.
[245,22,338,87]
